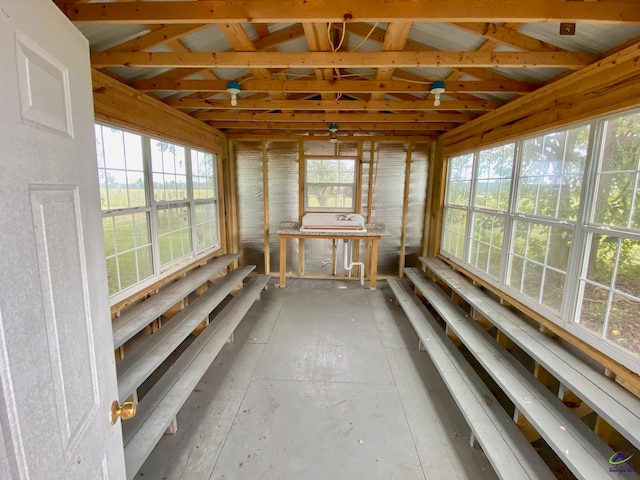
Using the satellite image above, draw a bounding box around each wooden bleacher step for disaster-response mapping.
[420,256,640,452]
[116,265,255,403]
[387,278,555,480]
[404,267,627,480]
[112,253,239,349]
[122,274,270,480]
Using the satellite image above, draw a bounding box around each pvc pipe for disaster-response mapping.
[343,239,365,286]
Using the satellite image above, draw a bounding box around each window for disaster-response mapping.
[508,125,589,312]
[440,109,640,370]
[304,158,356,212]
[442,153,473,260]
[575,111,640,357]
[469,144,514,279]
[95,124,220,299]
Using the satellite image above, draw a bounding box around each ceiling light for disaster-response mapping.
[430,81,445,107]
[329,123,339,133]
[226,81,241,107]
[330,132,338,144]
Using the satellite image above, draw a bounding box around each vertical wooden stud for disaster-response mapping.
[399,142,412,278]
[262,140,270,275]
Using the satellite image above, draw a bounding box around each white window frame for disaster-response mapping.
[96,123,222,305]
[440,108,640,374]
[304,156,358,213]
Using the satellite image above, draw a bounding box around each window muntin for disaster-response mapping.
[305,158,356,212]
[96,125,146,210]
[442,208,467,259]
[470,213,504,279]
[516,126,589,220]
[507,220,572,313]
[474,144,514,212]
[445,153,474,206]
[593,112,640,229]
[95,124,220,299]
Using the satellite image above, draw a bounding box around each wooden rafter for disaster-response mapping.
[59,1,640,25]
[205,121,456,131]
[217,22,285,99]
[450,23,564,52]
[193,111,475,122]
[166,98,499,110]
[371,22,413,101]
[104,24,209,52]
[90,51,594,69]
[130,78,536,94]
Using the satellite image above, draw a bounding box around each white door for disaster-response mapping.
[0,0,126,479]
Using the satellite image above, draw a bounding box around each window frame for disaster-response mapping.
[303,156,358,213]
[95,123,222,304]
[440,108,640,374]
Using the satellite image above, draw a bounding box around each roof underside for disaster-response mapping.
[60,0,640,141]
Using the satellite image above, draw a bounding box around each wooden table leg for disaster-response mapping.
[331,239,337,276]
[298,238,305,276]
[370,239,379,290]
[279,236,286,288]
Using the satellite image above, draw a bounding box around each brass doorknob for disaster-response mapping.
[110,400,137,425]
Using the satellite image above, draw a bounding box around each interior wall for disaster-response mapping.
[233,139,430,276]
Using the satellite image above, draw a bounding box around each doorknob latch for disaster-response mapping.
[110,400,136,424]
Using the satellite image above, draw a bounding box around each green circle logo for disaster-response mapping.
[609,452,633,466]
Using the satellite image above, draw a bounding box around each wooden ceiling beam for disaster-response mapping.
[104,24,209,52]
[193,111,475,122]
[170,98,498,110]
[303,22,337,103]
[206,121,456,131]
[225,133,438,141]
[371,22,413,100]
[253,24,305,50]
[451,23,563,51]
[59,1,640,25]
[90,51,593,69]
[217,23,285,99]
[131,78,536,94]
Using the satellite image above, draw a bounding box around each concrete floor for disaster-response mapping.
[134,278,498,480]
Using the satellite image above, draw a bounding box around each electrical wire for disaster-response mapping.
[349,22,379,52]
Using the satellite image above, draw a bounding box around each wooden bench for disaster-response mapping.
[403,267,630,480]
[112,253,239,349]
[121,274,270,479]
[387,278,556,480]
[420,256,640,453]
[116,265,255,403]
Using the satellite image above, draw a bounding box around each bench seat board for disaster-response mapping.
[122,274,270,479]
[405,268,628,480]
[112,253,239,349]
[420,256,640,452]
[387,278,555,480]
[117,265,255,403]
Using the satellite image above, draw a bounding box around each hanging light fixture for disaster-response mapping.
[430,81,445,107]
[329,123,339,144]
[226,81,241,107]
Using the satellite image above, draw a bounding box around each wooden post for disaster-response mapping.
[370,238,379,290]
[217,142,228,254]
[279,236,286,287]
[262,140,270,275]
[426,140,445,257]
[225,139,239,267]
[367,141,375,223]
[399,142,412,278]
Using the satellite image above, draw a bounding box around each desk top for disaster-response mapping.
[277,221,386,237]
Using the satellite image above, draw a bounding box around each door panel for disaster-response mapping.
[0,0,126,478]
